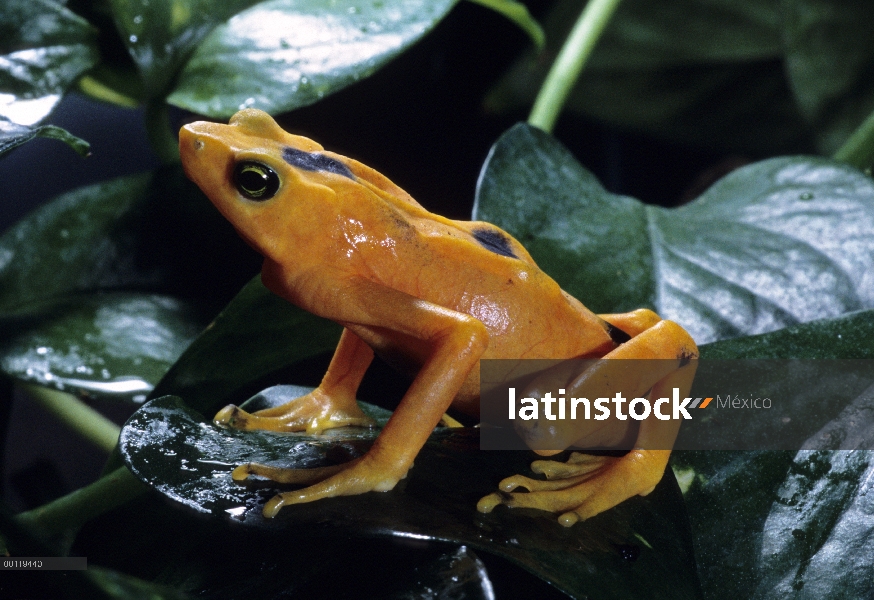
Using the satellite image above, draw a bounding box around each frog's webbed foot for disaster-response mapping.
[233,455,409,518]
[477,450,668,527]
[214,388,374,434]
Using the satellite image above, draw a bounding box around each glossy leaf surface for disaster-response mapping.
[167,0,458,116]
[0,0,99,125]
[475,124,874,344]
[0,167,259,400]
[107,0,263,97]
[674,308,874,599]
[120,395,700,600]
[0,292,200,401]
[0,121,89,158]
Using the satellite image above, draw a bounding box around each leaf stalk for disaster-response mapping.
[21,383,120,453]
[528,0,622,133]
[833,107,874,173]
[15,467,146,536]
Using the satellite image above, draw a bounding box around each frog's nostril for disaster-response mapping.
[193,138,204,151]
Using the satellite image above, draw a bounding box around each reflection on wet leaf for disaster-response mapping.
[168,0,457,116]
[120,395,700,599]
[0,293,201,402]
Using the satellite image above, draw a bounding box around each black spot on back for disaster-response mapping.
[472,228,517,259]
[282,147,354,179]
[604,322,632,345]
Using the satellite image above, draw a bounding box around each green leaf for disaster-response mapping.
[782,0,874,154]
[488,0,874,155]
[149,277,341,416]
[0,0,99,125]
[120,394,701,599]
[106,0,263,97]
[0,120,89,158]
[0,293,201,401]
[71,492,528,598]
[167,0,458,117]
[0,167,259,400]
[475,124,874,343]
[466,0,544,50]
[673,309,874,599]
[0,167,257,313]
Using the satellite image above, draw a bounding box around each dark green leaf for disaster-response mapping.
[672,309,874,599]
[167,0,458,117]
[106,0,263,97]
[490,0,874,155]
[72,492,527,599]
[0,167,259,400]
[0,292,201,401]
[0,0,99,125]
[475,124,874,343]
[782,0,874,154]
[120,395,701,600]
[87,567,193,600]
[149,277,341,416]
[0,120,89,158]
[699,308,874,360]
[0,166,258,314]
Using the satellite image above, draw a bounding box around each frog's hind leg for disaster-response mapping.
[214,329,375,434]
[478,318,698,526]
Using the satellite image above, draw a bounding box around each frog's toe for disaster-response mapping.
[531,452,610,479]
[214,404,293,431]
[498,473,590,493]
[479,451,667,525]
[214,404,248,428]
[231,461,347,484]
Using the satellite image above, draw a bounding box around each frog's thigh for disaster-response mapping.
[214,328,374,434]
[598,308,661,336]
[479,321,698,525]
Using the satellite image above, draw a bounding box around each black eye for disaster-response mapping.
[233,161,279,200]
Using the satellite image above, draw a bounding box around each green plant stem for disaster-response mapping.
[15,467,146,536]
[21,383,120,453]
[833,107,874,172]
[528,0,622,133]
[145,100,181,164]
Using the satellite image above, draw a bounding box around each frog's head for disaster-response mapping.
[179,109,363,261]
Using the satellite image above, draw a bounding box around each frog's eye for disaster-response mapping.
[233,161,280,201]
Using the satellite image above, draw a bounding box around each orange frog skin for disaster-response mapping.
[179,109,698,526]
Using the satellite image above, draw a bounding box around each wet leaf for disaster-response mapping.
[106,0,263,97]
[0,166,258,314]
[0,0,99,125]
[0,120,89,159]
[149,278,341,416]
[475,123,874,344]
[120,395,701,600]
[0,166,259,400]
[673,309,874,599]
[167,0,458,117]
[0,292,201,402]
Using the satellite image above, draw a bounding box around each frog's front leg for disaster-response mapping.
[233,277,489,517]
[478,314,697,526]
[214,328,375,434]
